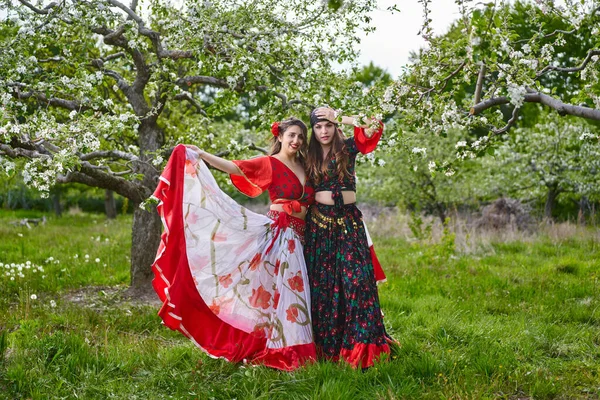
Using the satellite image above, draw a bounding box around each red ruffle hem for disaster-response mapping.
[151,145,316,371]
[319,343,391,369]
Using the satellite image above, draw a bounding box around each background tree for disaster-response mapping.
[369,0,600,176]
[0,0,377,295]
[479,112,600,220]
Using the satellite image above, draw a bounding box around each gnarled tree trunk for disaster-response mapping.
[105,189,117,219]
[127,120,164,297]
[129,207,162,296]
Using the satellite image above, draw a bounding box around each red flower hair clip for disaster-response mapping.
[271,121,279,137]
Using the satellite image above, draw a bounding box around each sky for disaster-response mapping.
[354,0,462,78]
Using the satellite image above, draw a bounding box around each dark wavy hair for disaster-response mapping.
[270,117,309,166]
[306,113,351,185]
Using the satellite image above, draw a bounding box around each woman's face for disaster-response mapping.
[278,125,305,155]
[312,120,336,146]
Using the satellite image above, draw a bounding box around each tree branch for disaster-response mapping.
[538,49,600,76]
[177,76,229,89]
[105,0,193,60]
[492,106,520,135]
[92,25,151,98]
[57,167,149,202]
[174,92,207,116]
[102,52,126,62]
[514,28,577,44]
[17,0,58,15]
[417,60,467,104]
[255,85,313,109]
[473,63,486,105]
[470,97,510,114]
[80,150,138,162]
[0,143,51,160]
[10,85,95,112]
[471,90,600,121]
[39,56,64,63]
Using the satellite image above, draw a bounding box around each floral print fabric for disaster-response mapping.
[182,150,314,351]
[304,203,389,367]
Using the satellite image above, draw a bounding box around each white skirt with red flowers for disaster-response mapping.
[152,145,316,371]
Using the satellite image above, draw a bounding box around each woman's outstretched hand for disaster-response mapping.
[184,144,203,156]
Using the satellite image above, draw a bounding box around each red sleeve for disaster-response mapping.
[229,156,272,198]
[354,120,383,154]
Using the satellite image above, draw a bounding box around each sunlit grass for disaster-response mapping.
[1,210,599,399]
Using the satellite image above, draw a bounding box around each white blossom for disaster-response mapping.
[428,161,437,172]
[412,147,427,157]
[507,84,527,108]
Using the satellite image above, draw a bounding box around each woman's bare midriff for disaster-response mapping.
[315,191,356,205]
[269,204,308,220]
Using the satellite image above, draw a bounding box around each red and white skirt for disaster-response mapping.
[152,145,316,371]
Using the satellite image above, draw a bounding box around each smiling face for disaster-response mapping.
[278,125,305,156]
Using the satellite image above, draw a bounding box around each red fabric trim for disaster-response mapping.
[272,198,302,215]
[230,157,272,198]
[354,120,384,154]
[152,145,316,370]
[339,343,391,369]
[370,245,387,283]
[251,343,317,371]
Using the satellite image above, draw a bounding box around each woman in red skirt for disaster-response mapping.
[304,107,390,369]
[152,118,317,371]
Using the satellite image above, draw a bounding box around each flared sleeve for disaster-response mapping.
[353,120,384,154]
[229,156,272,197]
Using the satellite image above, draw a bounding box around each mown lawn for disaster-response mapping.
[0,210,599,399]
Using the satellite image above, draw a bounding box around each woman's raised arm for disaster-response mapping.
[184,145,241,175]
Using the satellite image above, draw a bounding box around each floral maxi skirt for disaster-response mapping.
[304,203,390,368]
[152,145,316,371]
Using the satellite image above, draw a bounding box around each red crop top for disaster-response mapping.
[229,156,315,210]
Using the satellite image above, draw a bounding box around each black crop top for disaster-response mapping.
[313,124,384,193]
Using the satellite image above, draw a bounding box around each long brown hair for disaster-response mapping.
[269,117,308,166]
[306,125,351,185]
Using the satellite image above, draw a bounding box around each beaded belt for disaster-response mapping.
[310,207,359,234]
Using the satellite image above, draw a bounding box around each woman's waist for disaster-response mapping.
[314,190,356,205]
[268,205,307,221]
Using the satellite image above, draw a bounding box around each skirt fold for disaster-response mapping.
[305,203,390,368]
[152,145,316,371]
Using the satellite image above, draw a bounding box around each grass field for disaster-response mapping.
[0,210,599,399]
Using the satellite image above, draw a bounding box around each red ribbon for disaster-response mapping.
[265,211,290,255]
[265,199,303,255]
[275,199,302,215]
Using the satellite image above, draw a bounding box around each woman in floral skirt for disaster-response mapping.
[152,118,317,371]
[304,107,390,368]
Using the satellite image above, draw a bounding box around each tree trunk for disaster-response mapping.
[577,196,589,225]
[52,187,62,217]
[104,189,117,219]
[127,120,164,297]
[544,185,559,221]
[435,203,447,225]
[129,206,162,297]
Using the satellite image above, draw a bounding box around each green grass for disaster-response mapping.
[1,210,599,399]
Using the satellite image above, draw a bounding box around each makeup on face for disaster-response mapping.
[312,121,336,145]
[279,126,304,154]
